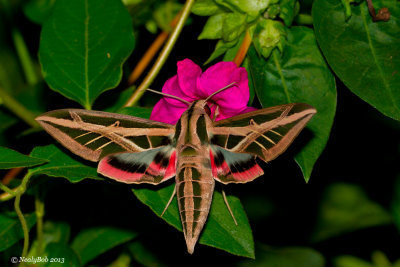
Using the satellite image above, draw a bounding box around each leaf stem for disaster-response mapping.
[35,191,45,256]
[123,0,195,107]
[12,28,40,85]
[14,172,32,258]
[233,30,252,67]
[0,86,39,128]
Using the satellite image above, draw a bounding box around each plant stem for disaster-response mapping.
[0,188,18,202]
[127,14,180,86]
[15,193,29,257]
[233,30,252,67]
[12,28,40,86]
[2,167,24,185]
[35,192,45,256]
[14,172,32,258]
[0,181,15,195]
[127,31,169,86]
[340,0,352,20]
[0,86,39,128]
[123,0,195,107]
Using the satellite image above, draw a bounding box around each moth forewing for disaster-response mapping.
[210,103,316,162]
[36,109,175,162]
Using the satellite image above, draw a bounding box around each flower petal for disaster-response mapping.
[150,98,186,124]
[161,76,191,108]
[197,61,250,110]
[176,59,203,99]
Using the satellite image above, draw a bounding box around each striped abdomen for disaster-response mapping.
[175,151,214,254]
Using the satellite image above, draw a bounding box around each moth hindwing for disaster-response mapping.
[36,101,316,253]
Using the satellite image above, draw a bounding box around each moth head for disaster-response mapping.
[146,82,236,118]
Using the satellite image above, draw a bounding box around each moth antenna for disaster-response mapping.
[204,82,236,103]
[147,88,191,105]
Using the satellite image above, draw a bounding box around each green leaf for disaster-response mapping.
[215,0,269,17]
[107,253,131,267]
[0,212,36,252]
[132,184,182,231]
[133,184,255,258]
[238,245,325,267]
[118,106,152,119]
[334,255,374,267]
[153,1,182,32]
[198,13,225,40]
[204,38,238,65]
[248,26,336,181]
[222,12,247,42]
[128,241,167,267]
[42,221,71,245]
[44,242,81,267]
[71,227,137,265]
[28,221,71,257]
[0,146,47,169]
[312,0,400,120]
[279,0,299,26]
[192,0,224,16]
[39,0,135,109]
[334,251,394,267]
[29,144,103,183]
[23,0,55,25]
[312,183,392,242]
[223,32,246,62]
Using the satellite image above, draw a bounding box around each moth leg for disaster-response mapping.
[221,186,238,226]
[161,186,176,216]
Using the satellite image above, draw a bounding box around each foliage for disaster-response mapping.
[0,0,399,266]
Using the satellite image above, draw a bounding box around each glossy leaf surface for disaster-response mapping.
[313,0,400,120]
[312,183,392,242]
[71,227,137,265]
[0,146,47,169]
[248,26,336,181]
[29,144,103,183]
[238,245,325,267]
[133,184,255,258]
[39,0,135,109]
[0,213,36,252]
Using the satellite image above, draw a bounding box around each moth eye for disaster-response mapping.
[204,104,211,117]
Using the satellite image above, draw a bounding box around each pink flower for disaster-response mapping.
[150,59,256,124]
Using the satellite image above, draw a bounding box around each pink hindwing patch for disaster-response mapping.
[98,147,176,184]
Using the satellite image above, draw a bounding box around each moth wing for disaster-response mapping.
[98,146,176,184]
[36,109,175,162]
[210,146,263,184]
[210,103,316,163]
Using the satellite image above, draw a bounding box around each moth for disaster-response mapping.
[36,90,316,254]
